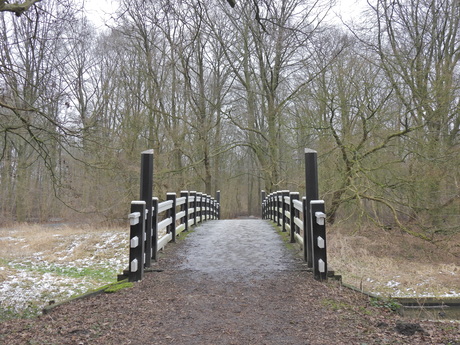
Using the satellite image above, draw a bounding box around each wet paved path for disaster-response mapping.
[177,219,303,280]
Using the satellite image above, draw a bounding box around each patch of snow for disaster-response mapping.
[386,280,401,288]
[0,236,25,242]
[0,229,129,315]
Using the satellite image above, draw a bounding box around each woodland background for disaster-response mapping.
[0,0,458,241]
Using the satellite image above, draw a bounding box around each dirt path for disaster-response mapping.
[0,220,458,344]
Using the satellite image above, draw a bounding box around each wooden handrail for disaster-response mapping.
[260,148,328,281]
[122,150,221,282]
[127,190,220,282]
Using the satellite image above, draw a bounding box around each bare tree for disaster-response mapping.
[366,0,460,236]
[213,0,334,193]
[0,0,84,221]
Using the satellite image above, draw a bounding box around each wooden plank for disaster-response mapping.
[158,217,172,232]
[157,233,172,251]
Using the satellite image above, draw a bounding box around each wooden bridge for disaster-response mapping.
[120,149,328,283]
[4,149,448,345]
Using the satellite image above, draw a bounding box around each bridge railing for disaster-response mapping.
[121,150,220,282]
[261,149,328,281]
[126,191,220,282]
[262,191,326,280]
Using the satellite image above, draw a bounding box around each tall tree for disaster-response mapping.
[215,0,334,193]
[0,0,82,221]
[367,0,460,236]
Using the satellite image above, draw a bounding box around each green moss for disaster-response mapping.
[104,281,134,293]
[271,223,302,254]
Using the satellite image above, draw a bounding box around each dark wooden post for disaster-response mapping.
[166,193,177,242]
[209,196,214,220]
[261,190,266,219]
[212,197,217,219]
[205,194,209,221]
[281,190,289,232]
[270,193,275,221]
[310,200,327,280]
[216,190,221,220]
[305,148,319,268]
[140,149,153,268]
[201,194,206,221]
[128,201,145,282]
[302,196,308,262]
[276,191,282,226]
[195,192,201,223]
[151,197,158,262]
[211,197,215,219]
[202,193,205,222]
[180,191,189,232]
[209,195,213,220]
[190,191,197,225]
[290,192,299,243]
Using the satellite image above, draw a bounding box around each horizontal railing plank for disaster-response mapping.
[157,233,172,252]
[176,210,186,220]
[176,223,186,235]
[176,197,186,206]
[294,217,303,230]
[293,199,303,212]
[294,233,303,246]
[158,217,172,232]
[158,200,174,214]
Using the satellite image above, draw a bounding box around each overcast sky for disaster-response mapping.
[81,0,368,29]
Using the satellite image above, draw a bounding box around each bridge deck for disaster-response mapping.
[176,219,303,279]
[0,219,420,344]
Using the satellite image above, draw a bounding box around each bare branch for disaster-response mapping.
[0,0,42,16]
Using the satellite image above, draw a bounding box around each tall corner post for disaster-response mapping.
[305,148,318,268]
[128,201,146,282]
[310,200,327,280]
[140,149,154,268]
